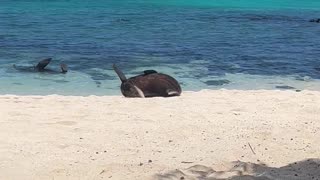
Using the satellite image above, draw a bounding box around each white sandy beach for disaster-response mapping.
[0,90,320,180]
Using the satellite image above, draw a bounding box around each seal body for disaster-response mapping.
[121,73,182,98]
[13,58,68,74]
[113,64,181,98]
[310,18,320,23]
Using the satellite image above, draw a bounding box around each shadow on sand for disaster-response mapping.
[154,159,320,180]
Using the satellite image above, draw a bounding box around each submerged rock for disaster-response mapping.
[53,80,69,83]
[115,18,130,22]
[275,85,295,90]
[295,76,311,82]
[12,82,23,85]
[205,79,230,86]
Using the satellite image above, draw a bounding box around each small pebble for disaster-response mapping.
[139,162,143,166]
[148,160,152,163]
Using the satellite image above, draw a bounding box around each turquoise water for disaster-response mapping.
[149,0,320,10]
[1,1,320,95]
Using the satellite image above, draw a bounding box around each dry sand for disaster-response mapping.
[0,90,320,180]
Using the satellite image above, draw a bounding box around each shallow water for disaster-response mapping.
[1,0,320,95]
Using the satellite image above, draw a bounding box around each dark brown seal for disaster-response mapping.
[113,64,182,98]
[13,58,68,74]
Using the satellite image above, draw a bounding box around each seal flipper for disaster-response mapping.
[167,90,180,97]
[113,64,127,82]
[133,85,145,98]
[143,70,158,75]
[35,58,52,71]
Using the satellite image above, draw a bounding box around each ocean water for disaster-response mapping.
[1,0,320,95]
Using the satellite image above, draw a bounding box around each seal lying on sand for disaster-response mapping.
[13,58,68,74]
[113,64,182,98]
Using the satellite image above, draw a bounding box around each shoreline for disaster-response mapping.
[1,88,320,96]
[1,90,319,179]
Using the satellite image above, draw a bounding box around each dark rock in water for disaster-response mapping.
[115,18,130,22]
[12,82,23,85]
[53,80,69,83]
[296,89,302,92]
[295,76,311,82]
[205,79,230,86]
[247,14,295,22]
[91,74,112,81]
[95,81,101,88]
[275,85,295,90]
[309,18,320,23]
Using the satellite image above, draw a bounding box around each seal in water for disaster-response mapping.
[309,18,320,23]
[113,64,182,98]
[13,58,68,74]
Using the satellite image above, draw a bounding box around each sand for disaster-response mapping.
[0,90,320,180]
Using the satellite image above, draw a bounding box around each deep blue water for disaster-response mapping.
[1,1,320,95]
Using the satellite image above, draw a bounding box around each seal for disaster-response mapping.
[309,18,320,23]
[113,64,182,98]
[13,58,68,74]
[35,58,52,71]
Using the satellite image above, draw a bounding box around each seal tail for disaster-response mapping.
[113,64,127,82]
